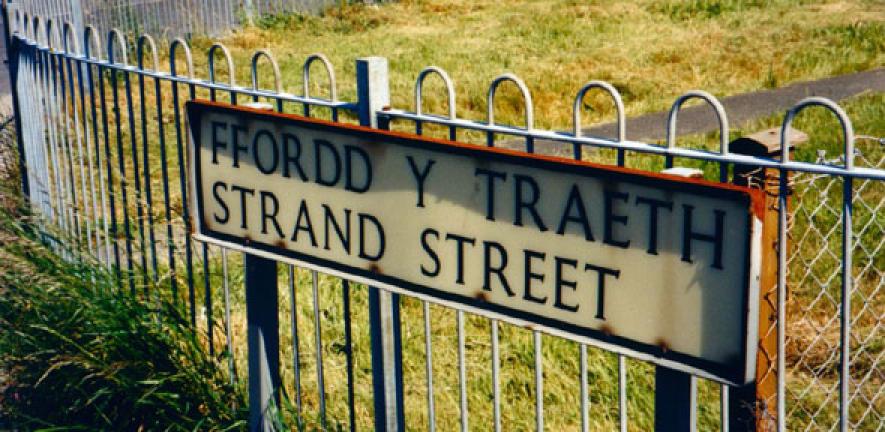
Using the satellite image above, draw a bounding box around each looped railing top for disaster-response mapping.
[31,15,43,47]
[46,18,62,51]
[251,49,282,92]
[666,90,729,156]
[415,66,456,119]
[83,26,102,59]
[488,73,534,130]
[169,38,195,79]
[136,34,160,72]
[11,6,21,35]
[20,11,29,39]
[303,53,337,101]
[781,97,855,169]
[208,42,235,86]
[573,80,625,141]
[61,21,80,55]
[106,28,129,66]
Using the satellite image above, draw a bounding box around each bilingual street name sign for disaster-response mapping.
[187,100,763,385]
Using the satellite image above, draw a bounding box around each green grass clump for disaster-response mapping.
[0,207,248,430]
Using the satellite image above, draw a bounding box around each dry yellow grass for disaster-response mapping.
[179,0,885,136]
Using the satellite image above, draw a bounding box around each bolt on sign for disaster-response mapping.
[187,100,764,385]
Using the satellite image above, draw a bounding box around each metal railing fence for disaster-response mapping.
[3,2,882,431]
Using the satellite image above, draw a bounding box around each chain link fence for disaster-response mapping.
[787,145,883,431]
[18,0,342,39]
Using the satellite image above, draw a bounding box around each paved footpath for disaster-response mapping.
[587,68,885,142]
[511,68,884,156]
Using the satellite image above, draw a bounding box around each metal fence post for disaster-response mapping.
[2,0,29,199]
[655,367,698,431]
[245,254,281,431]
[651,166,705,432]
[357,56,405,432]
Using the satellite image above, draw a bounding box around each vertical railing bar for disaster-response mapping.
[423,301,435,432]
[203,242,213,355]
[184,78,197,319]
[55,46,83,250]
[534,331,543,431]
[38,39,67,236]
[63,38,93,258]
[55,41,76,251]
[222,247,236,384]
[12,33,35,213]
[62,48,84,251]
[288,265,304,416]
[84,29,112,269]
[72,35,101,261]
[136,45,159,284]
[57,46,83,253]
[580,344,588,432]
[716,102,730,432]
[838,113,855,432]
[721,385,729,432]
[56,45,79,251]
[107,35,136,292]
[458,310,469,432]
[204,46,233,348]
[776,166,788,432]
[342,279,356,432]
[840,183,852,432]
[42,43,68,239]
[37,44,51,220]
[120,49,149,292]
[311,269,328,429]
[411,100,436,432]
[151,58,176,298]
[35,44,57,225]
[618,355,627,432]
[34,45,50,220]
[491,319,501,431]
[168,42,196,322]
[30,41,50,224]
[96,55,122,278]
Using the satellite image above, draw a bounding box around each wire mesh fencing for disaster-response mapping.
[3,2,883,430]
[786,146,883,431]
[17,0,342,40]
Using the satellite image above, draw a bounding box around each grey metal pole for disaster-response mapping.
[655,367,698,432]
[357,56,405,432]
[2,0,30,199]
[245,254,280,432]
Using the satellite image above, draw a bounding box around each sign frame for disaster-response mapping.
[187,100,763,385]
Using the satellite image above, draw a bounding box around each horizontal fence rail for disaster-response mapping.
[3,2,882,431]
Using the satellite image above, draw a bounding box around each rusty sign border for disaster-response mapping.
[186,100,763,385]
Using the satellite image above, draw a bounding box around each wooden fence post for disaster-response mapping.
[729,127,804,431]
